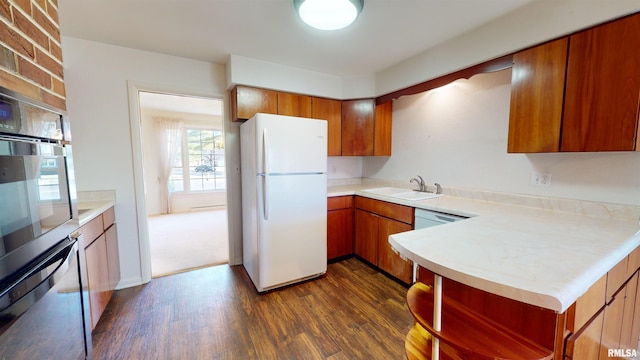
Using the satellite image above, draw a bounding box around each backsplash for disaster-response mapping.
[356,177,640,224]
[77,190,116,203]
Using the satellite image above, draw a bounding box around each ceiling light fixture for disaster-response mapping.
[293,0,364,31]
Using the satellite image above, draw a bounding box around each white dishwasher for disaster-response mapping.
[412,208,468,282]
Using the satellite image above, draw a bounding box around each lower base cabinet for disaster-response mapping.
[327,196,354,260]
[85,234,111,330]
[354,197,413,284]
[79,206,120,330]
[409,246,640,359]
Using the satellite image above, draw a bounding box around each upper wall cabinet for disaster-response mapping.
[342,99,375,156]
[507,38,568,153]
[277,92,312,118]
[374,101,393,156]
[230,85,277,121]
[231,85,393,156]
[312,97,342,156]
[561,13,640,152]
[341,99,392,156]
[507,13,640,153]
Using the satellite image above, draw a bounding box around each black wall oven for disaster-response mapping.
[0,87,89,359]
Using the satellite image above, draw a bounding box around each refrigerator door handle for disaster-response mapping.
[262,128,269,220]
[263,174,269,221]
[262,128,269,174]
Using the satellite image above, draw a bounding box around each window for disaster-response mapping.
[169,128,225,192]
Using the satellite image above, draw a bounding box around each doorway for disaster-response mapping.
[138,91,229,277]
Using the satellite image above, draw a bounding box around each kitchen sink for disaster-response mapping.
[390,191,442,201]
[360,187,442,201]
[360,187,408,195]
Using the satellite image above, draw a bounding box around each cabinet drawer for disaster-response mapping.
[328,196,353,211]
[102,206,115,230]
[355,196,413,224]
[79,215,104,247]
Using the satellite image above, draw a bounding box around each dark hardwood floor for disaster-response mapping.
[92,258,413,359]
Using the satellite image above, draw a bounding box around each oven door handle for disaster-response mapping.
[0,238,78,311]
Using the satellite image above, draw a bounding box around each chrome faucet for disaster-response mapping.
[434,182,442,195]
[410,175,426,192]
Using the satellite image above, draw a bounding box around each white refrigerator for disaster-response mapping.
[240,113,328,292]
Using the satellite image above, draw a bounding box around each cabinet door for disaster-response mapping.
[277,92,312,118]
[312,97,342,156]
[561,13,640,152]
[507,38,568,153]
[341,99,375,156]
[354,209,378,265]
[231,86,278,121]
[565,309,604,359]
[374,101,392,156]
[377,217,412,284]
[85,234,111,330]
[105,223,120,290]
[620,272,639,351]
[327,208,353,260]
[600,288,626,358]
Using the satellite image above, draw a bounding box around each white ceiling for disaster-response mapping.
[58,0,537,78]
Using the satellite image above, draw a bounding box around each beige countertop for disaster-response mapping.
[329,183,640,313]
[78,201,115,226]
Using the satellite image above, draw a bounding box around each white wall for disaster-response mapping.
[327,157,363,180]
[363,69,640,206]
[61,37,234,288]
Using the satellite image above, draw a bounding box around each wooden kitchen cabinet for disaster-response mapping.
[230,85,277,122]
[105,224,120,290]
[507,38,567,153]
[231,85,393,156]
[312,97,342,156]
[377,216,412,283]
[561,13,640,152]
[277,92,312,117]
[354,209,378,264]
[354,196,413,284]
[79,206,120,330]
[412,266,558,358]
[342,99,375,156]
[341,99,393,156]
[374,101,393,156]
[565,309,605,359]
[84,233,110,331]
[327,196,353,260]
[564,246,640,359]
[508,12,640,153]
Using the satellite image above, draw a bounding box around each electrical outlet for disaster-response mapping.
[531,172,551,186]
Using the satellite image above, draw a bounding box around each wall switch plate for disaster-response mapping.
[531,172,551,186]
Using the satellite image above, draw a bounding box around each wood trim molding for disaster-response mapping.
[375,54,513,104]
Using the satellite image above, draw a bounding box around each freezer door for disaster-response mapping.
[257,173,327,291]
[255,114,327,174]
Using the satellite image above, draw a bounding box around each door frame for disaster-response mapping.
[126,81,232,283]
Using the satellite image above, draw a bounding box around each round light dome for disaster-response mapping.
[294,0,364,31]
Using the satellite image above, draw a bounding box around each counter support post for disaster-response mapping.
[433,274,442,360]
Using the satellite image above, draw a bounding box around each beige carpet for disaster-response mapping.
[148,209,229,278]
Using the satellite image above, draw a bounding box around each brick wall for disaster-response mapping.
[0,0,65,110]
